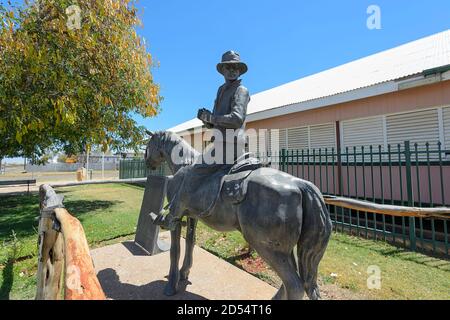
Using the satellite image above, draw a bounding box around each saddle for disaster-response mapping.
[192,155,268,218]
[168,154,268,219]
[221,157,263,205]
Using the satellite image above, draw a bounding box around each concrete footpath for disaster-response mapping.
[90,232,277,300]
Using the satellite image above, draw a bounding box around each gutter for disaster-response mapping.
[248,68,450,123]
[397,65,450,91]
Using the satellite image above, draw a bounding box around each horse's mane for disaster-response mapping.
[157,130,200,159]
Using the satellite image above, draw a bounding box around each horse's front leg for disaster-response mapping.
[164,222,182,296]
[180,217,198,280]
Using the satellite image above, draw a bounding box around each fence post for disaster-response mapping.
[404,141,416,251]
[281,149,286,172]
[337,147,343,196]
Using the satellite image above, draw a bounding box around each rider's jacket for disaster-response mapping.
[211,79,250,146]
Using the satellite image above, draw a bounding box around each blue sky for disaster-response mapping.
[3,0,450,163]
[137,0,450,131]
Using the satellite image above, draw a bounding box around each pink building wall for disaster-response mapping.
[179,80,450,206]
[282,163,450,206]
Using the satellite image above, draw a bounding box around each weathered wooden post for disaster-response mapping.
[36,185,65,300]
[36,184,106,300]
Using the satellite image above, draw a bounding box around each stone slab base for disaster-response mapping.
[90,233,277,300]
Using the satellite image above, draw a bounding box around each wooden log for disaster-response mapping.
[36,184,105,300]
[36,216,61,299]
[49,178,147,189]
[54,208,106,300]
[323,196,450,219]
[45,234,64,300]
[36,184,64,300]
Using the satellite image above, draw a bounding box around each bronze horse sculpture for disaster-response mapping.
[145,131,332,300]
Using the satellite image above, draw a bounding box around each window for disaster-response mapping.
[443,106,450,151]
[268,123,336,153]
[342,116,384,149]
[341,116,385,162]
[386,108,441,161]
[310,123,336,151]
[246,130,258,154]
[278,128,287,150]
[287,126,308,151]
[386,108,440,149]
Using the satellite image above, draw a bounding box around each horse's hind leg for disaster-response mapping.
[180,218,197,280]
[254,246,304,300]
[272,284,286,300]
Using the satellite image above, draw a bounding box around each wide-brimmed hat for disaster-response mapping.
[216,50,248,75]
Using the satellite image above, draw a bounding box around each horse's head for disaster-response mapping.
[144,130,166,170]
[145,130,197,173]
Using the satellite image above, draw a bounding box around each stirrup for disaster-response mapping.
[149,212,185,230]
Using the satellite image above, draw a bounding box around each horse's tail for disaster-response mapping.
[296,181,332,300]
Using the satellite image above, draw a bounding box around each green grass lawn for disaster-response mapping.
[0,183,143,300]
[1,183,449,300]
[191,223,450,300]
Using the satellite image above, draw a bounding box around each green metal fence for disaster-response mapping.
[119,159,170,179]
[272,140,449,258]
[120,140,449,257]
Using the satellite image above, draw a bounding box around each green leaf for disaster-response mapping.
[16,131,22,144]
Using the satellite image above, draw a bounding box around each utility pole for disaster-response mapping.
[86,151,90,180]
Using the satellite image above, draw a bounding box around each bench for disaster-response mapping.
[0,179,37,194]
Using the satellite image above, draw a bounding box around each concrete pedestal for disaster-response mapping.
[90,233,277,300]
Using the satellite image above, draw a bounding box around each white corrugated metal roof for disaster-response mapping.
[168,29,450,133]
[167,118,203,134]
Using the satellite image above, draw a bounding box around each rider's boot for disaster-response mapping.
[152,213,180,231]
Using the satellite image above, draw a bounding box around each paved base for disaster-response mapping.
[90,232,277,300]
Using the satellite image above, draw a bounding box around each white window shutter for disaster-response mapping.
[342,116,384,149]
[258,129,267,155]
[342,116,384,162]
[287,126,308,151]
[247,130,258,154]
[309,123,336,151]
[443,106,450,151]
[266,129,272,154]
[278,128,287,151]
[386,109,440,149]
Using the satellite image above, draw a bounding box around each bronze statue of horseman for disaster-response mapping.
[145,51,332,300]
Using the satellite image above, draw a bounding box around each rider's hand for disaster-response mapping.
[198,108,214,125]
[197,108,206,120]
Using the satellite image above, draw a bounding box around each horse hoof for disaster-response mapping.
[164,283,178,296]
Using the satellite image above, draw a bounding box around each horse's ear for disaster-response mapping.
[145,130,155,137]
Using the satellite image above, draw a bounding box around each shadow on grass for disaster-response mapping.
[0,193,121,243]
[0,242,18,300]
[332,233,450,272]
[63,199,122,218]
[0,193,40,243]
[53,183,145,194]
[0,259,13,300]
